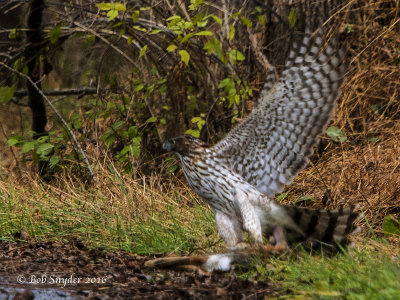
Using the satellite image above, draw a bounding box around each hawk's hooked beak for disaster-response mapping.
[162,140,173,152]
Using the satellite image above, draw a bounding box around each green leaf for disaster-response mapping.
[288,9,297,29]
[128,126,138,138]
[179,50,190,66]
[326,126,347,143]
[165,156,178,173]
[130,137,142,158]
[50,24,62,44]
[49,155,60,168]
[204,38,221,56]
[71,113,82,130]
[160,118,167,125]
[151,66,158,75]
[8,28,17,39]
[211,15,222,25]
[133,80,144,91]
[119,145,131,158]
[36,143,54,156]
[294,195,314,206]
[139,45,148,57]
[132,136,142,145]
[257,15,266,27]
[132,10,140,23]
[7,136,22,146]
[167,15,182,21]
[37,135,48,144]
[382,215,400,237]
[192,116,205,130]
[276,193,288,202]
[228,12,240,21]
[166,44,177,52]
[131,145,141,158]
[345,24,354,33]
[218,77,235,92]
[133,25,146,32]
[192,117,202,123]
[21,141,35,154]
[369,137,380,144]
[107,10,118,21]
[96,3,112,10]
[188,0,205,11]
[185,129,200,138]
[84,34,95,45]
[102,133,115,148]
[195,31,213,36]
[146,116,157,123]
[229,49,245,62]
[180,32,195,44]
[240,17,252,28]
[111,120,125,130]
[127,35,133,45]
[0,85,15,104]
[113,3,126,11]
[228,25,235,41]
[149,29,162,35]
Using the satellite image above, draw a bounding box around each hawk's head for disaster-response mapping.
[163,135,207,156]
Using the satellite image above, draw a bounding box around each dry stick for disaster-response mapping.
[0,62,96,183]
[13,87,102,97]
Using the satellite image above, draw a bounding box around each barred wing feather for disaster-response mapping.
[212,28,347,197]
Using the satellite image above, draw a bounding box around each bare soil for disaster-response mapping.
[0,240,276,299]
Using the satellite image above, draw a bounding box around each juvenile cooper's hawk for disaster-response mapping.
[163,0,360,251]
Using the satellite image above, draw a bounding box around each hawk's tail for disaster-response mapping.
[279,204,362,247]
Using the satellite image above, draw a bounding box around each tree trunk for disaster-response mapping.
[25,0,48,177]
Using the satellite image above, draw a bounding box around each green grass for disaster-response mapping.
[0,172,219,255]
[237,241,400,299]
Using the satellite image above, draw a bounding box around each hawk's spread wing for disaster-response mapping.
[212,28,346,197]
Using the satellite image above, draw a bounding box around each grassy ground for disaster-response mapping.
[0,168,220,255]
[238,239,400,299]
[0,163,399,298]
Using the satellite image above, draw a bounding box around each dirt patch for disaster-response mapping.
[0,240,276,299]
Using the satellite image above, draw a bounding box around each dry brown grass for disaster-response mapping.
[336,0,400,132]
[281,0,400,234]
[285,123,400,232]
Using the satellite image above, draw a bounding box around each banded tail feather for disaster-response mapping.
[281,204,362,247]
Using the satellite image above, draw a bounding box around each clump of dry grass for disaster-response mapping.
[336,0,399,133]
[285,124,400,232]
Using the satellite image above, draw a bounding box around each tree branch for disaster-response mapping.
[13,87,105,98]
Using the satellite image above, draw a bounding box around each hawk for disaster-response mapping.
[163,0,360,251]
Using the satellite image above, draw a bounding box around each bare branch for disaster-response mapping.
[13,87,105,98]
